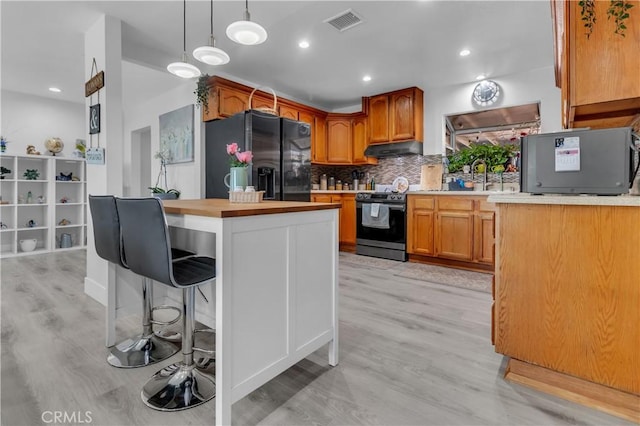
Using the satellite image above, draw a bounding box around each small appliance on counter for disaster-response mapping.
[520,127,638,195]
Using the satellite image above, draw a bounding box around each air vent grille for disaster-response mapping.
[324,9,363,32]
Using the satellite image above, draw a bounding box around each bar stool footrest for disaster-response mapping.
[150,305,181,326]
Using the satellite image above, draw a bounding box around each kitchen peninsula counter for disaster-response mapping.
[162,197,340,218]
[112,198,340,425]
[489,194,639,422]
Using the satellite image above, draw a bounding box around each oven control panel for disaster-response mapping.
[356,192,406,204]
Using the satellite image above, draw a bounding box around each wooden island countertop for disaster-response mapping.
[162,198,340,218]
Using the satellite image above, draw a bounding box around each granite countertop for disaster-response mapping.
[487,193,640,207]
[162,198,340,218]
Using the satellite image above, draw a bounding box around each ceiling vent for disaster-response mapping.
[324,9,364,32]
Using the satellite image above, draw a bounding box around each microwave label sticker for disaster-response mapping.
[554,136,580,172]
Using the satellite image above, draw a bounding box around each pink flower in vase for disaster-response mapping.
[226,143,239,155]
[235,151,253,165]
[227,142,253,167]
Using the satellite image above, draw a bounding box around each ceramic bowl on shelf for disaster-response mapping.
[19,238,37,252]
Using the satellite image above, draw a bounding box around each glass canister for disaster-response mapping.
[336,180,343,190]
[320,174,328,190]
[328,176,336,190]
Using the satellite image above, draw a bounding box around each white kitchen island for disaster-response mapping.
[138,198,340,425]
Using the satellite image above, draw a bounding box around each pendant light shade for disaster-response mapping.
[168,0,201,79]
[193,0,230,65]
[226,0,267,45]
[168,53,202,79]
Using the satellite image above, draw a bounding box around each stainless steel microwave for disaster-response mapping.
[520,127,636,195]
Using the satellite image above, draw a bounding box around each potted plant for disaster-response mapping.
[447,143,518,173]
[149,150,181,200]
[194,74,210,115]
[0,166,10,179]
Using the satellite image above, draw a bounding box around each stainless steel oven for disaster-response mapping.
[355,192,407,261]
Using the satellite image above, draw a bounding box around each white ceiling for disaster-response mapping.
[1,1,555,111]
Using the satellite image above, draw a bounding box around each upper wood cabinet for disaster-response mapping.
[368,95,390,143]
[201,76,419,164]
[553,0,640,129]
[216,86,249,119]
[352,114,377,164]
[368,87,424,144]
[279,105,298,120]
[326,117,353,163]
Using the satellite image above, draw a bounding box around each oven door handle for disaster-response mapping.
[356,202,405,212]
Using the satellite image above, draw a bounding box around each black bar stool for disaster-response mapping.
[116,197,217,411]
[89,195,189,368]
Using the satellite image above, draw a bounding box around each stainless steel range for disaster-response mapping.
[355,192,407,261]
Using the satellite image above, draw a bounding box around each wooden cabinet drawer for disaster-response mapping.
[478,199,496,212]
[437,197,474,211]
[413,197,434,210]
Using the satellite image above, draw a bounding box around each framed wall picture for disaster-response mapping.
[159,104,194,164]
[89,104,101,134]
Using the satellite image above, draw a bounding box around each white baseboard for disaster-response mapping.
[84,276,106,306]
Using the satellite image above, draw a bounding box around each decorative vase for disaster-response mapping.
[224,166,248,191]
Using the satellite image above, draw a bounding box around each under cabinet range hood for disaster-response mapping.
[364,141,423,157]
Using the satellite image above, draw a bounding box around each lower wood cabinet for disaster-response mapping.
[435,197,474,261]
[311,193,356,247]
[407,196,435,256]
[408,194,495,269]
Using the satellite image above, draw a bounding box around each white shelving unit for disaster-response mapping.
[0,154,86,257]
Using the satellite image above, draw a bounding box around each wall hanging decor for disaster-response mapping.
[159,104,194,164]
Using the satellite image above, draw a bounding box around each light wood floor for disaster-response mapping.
[1,251,631,426]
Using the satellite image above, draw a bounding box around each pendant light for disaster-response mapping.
[226,0,267,46]
[167,0,201,79]
[193,0,230,65]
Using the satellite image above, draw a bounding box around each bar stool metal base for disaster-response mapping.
[107,334,180,368]
[141,361,216,411]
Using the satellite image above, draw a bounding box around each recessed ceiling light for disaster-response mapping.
[362,75,372,82]
[476,74,486,80]
[298,40,310,49]
[459,49,471,57]
[49,87,62,93]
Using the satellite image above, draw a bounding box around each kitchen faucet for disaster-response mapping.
[470,159,488,191]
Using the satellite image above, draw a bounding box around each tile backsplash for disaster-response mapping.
[311,154,519,186]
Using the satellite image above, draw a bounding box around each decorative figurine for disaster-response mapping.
[58,218,71,226]
[23,169,39,180]
[26,145,41,155]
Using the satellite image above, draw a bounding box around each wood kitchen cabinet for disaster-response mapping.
[202,76,419,165]
[407,194,494,271]
[407,196,435,256]
[351,115,377,165]
[368,87,424,144]
[552,0,640,130]
[435,197,474,262]
[299,111,328,164]
[311,193,356,248]
[326,117,353,163]
[279,105,298,120]
[474,199,495,264]
[368,95,390,143]
[217,86,249,118]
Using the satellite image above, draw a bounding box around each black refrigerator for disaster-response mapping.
[205,110,311,201]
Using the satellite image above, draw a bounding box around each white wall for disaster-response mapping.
[423,66,561,154]
[0,90,84,156]
[124,81,204,199]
